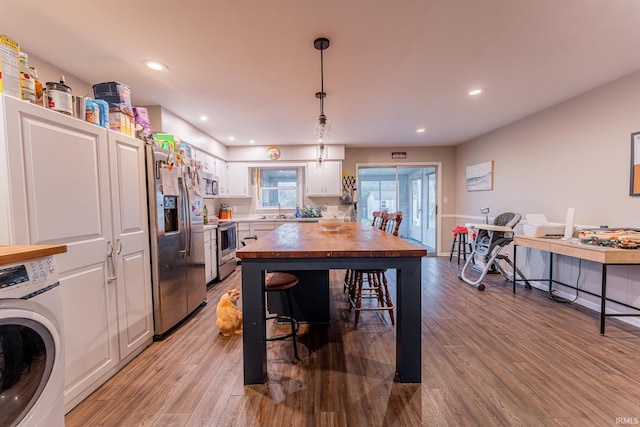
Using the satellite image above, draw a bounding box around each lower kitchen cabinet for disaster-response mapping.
[0,94,153,413]
[204,227,218,284]
[237,221,277,246]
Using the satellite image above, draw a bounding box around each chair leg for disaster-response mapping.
[344,269,355,294]
[449,235,457,262]
[379,272,395,325]
[284,289,300,360]
[353,272,363,326]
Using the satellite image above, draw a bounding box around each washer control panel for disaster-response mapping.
[0,257,58,298]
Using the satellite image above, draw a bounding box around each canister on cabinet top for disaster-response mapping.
[45,75,73,115]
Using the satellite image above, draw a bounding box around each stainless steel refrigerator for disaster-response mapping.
[146,145,206,339]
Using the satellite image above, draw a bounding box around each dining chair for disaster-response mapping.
[348,211,403,326]
[343,210,386,294]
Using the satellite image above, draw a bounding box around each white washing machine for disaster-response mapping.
[0,255,65,427]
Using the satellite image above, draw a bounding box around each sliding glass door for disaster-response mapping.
[357,165,438,253]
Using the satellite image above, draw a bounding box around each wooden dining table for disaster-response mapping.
[236,221,427,385]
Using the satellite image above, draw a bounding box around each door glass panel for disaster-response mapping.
[358,165,438,253]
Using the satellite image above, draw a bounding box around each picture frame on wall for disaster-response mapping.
[632,132,640,196]
[466,160,493,191]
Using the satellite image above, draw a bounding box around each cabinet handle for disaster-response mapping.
[106,241,117,283]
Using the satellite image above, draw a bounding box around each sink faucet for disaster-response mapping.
[278,202,282,217]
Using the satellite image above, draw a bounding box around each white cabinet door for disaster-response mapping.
[216,158,228,196]
[226,162,250,197]
[208,229,218,283]
[1,95,119,410]
[204,229,212,283]
[107,131,153,361]
[204,229,218,284]
[212,156,224,178]
[202,152,214,173]
[306,161,342,196]
[250,222,276,239]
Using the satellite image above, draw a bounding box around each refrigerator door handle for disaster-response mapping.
[179,176,191,258]
[184,177,192,257]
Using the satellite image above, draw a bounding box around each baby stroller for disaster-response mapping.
[459,212,531,291]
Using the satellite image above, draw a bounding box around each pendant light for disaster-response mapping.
[314,37,330,162]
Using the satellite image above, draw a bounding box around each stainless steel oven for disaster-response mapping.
[217,221,237,281]
[202,172,218,197]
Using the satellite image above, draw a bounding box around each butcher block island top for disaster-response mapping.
[0,244,67,265]
[236,222,427,259]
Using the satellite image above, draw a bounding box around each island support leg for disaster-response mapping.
[395,257,422,383]
[242,263,267,384]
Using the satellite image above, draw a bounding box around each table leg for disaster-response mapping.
[600,264,607,335]
[242,263,267,384]
[395,258,422,383]
[513,245,517,293]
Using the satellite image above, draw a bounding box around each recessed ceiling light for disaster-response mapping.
[229,136,235,141]
[200,115,208,121]
[468,88,484,96]
[416,128,426,133]
[143,60,169,71]
[249,140,255,144]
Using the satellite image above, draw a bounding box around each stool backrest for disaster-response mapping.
[381,211,403,236]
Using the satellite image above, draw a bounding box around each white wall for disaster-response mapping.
[457,69,640,328]
[457,69,640,225]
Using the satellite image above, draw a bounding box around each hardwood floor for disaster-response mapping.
[65,257,640,426]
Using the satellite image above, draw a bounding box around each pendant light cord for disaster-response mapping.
[320,47,325,115]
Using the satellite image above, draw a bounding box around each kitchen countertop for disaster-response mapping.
[0,244,68,265]
[208,214,321,224]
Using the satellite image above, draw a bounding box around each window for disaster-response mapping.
[259,168,300,209]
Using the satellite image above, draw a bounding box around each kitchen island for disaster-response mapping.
[236,221,427,385]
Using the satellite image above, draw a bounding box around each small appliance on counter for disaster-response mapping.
[522,213,566,238]
[219,203,232,219]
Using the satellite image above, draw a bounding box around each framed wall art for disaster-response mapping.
[631,132,640,196]
[466,160,493,191]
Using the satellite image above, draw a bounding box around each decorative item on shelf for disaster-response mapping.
[313,37,331,163]
[340,174,358,220]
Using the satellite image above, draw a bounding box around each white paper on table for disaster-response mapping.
[161,167,180,196]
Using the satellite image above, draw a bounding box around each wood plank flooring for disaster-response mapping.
[65,257,640,426]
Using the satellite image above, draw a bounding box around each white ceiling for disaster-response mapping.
[3,0,640,148]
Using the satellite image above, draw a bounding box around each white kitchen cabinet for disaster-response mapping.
[251,221,276,238]
[213,156,225,178]
[215,157,228,195]
[107,131,154,363]
[201,151,215,173]
[237,222,252,247]
[222,162,250,198]
[204,228,218,284]
[0,94,152,412]
[306,161,342,196]
[236,221,277,247]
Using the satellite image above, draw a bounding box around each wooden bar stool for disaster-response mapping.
[449,226,473,264]
[265,272,300,360]
[347,211,402,326]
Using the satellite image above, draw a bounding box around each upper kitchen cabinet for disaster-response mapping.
[306,161,342,197]
[194,148,214,173]
[0,94,152,412]
[221,162,250,198]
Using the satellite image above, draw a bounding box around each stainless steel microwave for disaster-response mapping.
[201,172,219,197]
